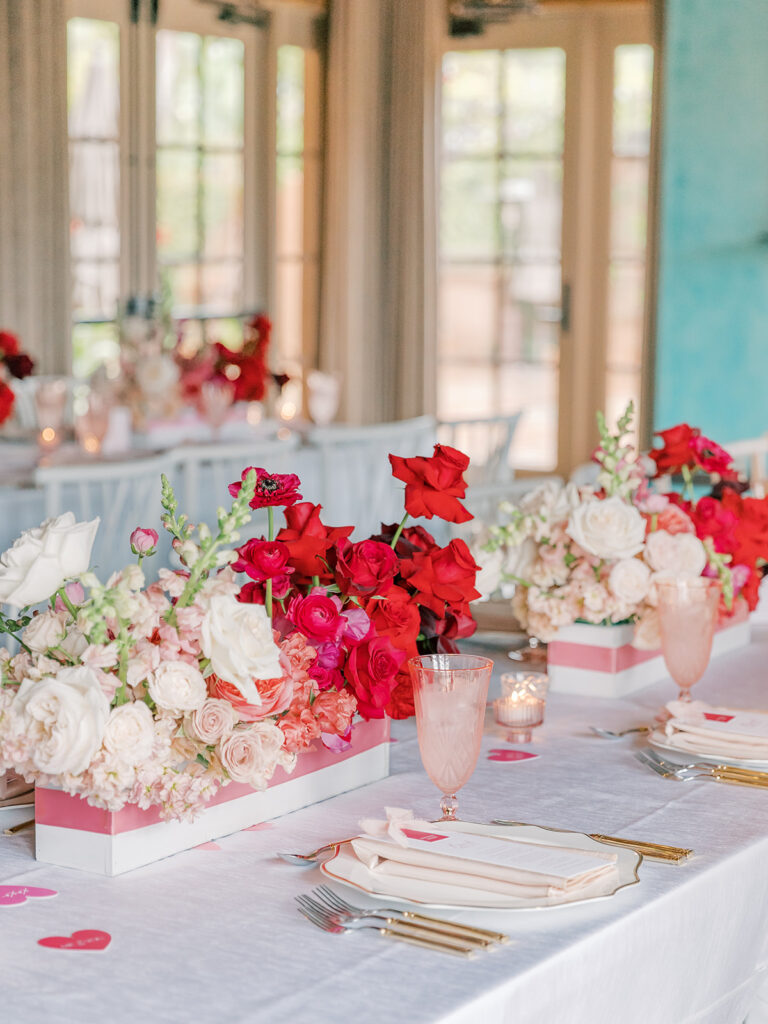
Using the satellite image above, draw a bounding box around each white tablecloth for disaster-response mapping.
[4,635,768,1023]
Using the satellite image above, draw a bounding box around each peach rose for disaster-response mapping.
[209,672,294,722]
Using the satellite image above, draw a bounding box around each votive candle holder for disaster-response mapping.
[494,671,549,743]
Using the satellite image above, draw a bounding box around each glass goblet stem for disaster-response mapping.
[440,794,458,821]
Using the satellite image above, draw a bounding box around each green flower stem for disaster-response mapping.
[56,587,78,621]
[681,464,695,503]
[390,511,410,550]
[115,624,130,706]
[265,506,274,618]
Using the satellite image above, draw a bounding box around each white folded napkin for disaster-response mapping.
[656,700,768,760]
[350,828,618,905]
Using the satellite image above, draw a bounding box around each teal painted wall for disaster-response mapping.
[655,0,768,441]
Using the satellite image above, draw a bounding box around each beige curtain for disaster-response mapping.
[319,0,441,424]
[0,0,70,373]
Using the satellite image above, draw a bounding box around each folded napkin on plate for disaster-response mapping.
[350,830,618,903]
[656,701,768,760]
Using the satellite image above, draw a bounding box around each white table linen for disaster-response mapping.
[3,634,768,1022]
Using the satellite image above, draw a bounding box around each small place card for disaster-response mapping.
[38,929,111,952]
[0,885,57,907]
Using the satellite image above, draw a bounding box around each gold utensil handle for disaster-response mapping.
[403,910,509,945]
[383,925,477,958]
[385,918,493,950]
[588,834,693,860]
[385,916,496,948]
[3,818,34,836]
[713,771,768,788]
[713,765,768,781]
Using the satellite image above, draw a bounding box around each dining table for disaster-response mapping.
[3,631,768,1023]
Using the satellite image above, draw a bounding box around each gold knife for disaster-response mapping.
[491,820,693,862]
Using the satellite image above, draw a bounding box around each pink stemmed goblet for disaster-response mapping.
[408,654,493,821]
[200,378,235,440]
[656,577,721,702]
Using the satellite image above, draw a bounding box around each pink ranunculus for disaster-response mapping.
[314,641,342,668]
[288,592,343,643]
[130,527,159,554]
[307,662,344,691]
[341,606,372,644]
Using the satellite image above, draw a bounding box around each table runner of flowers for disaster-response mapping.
[0,445,480,821]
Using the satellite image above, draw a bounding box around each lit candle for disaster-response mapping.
[494,672,549,743]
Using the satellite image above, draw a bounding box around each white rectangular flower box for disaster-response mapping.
[547,610,751,699]
[34,717,390,876]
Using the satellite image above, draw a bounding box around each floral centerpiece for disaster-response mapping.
[477,404,766,649]
[176,313,289,409]
[0,328,35,425]
[0,444,480,830]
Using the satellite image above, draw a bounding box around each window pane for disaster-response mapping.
[501,158,562,262]
[205,317,243,349]
[438,364,495,420]
[72,261,120,321]
[203,37,244,147]
[72,321,120,380]
[439,265,498,361]
[613,44,654,157]
[611,158,649,259]
[69,140,120,261]
[277,155,304,258]
[163,264,200,312]
[502,264,561,365]
[500,361,558,470]
[441,159,498,259]
[607,263,645,369]
[156,31,200,146]
[203,152,244,259]
[503,48,565,155]
[277,45,305,153]
[201,260,242,312]
[442,51,500,156]
[157,149,199,259]
[67,19,120,139]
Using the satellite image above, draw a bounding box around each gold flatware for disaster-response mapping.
[3,818,34,836]
[491,820,693,863]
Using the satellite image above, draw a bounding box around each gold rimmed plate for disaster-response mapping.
[648,731,768,771]
[319,821,642,911]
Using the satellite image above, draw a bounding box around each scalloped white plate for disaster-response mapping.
[648,731,768,770]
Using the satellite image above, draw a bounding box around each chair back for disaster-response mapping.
[726,435,768,497]
[306,415,437,536]
[437,413,522,485]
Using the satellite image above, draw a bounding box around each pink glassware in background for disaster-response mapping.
[656,577,721,702]
[199,378,235,439]
[74,390,110,456]
[34,379,68,452]
[409,654,493,821]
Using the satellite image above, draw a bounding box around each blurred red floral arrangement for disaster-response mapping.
[0,329,35,425]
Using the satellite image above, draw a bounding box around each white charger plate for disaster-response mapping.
[648,730,768,770]
[319,820,641,911]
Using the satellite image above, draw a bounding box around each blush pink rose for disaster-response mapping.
[188,698,237,744]
[218,722,287,786]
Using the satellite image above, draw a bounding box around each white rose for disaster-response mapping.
[102,702,155,765]
[22,610,67,653]
[0,513,100,608]
[13,664,109,775]
[148,661,207,715]
[644,530,706,577]
[520,481,581,540]
[472,546,505,599]
[609,558,651,606]
[200,595,282,706]
[566,496,645,561]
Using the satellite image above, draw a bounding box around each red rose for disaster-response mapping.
[346,636,406,719]
[389,444,473,524]
[232,538,292,581]
[229,467,302,509]
[385,668,415,720]
[276,502,353,581]
[649,423,697,476]
[691,496,738,554]
[367,585,421,657]
[0,382,14,425]
[401,539,481,615]
[690,435,734,476]
[4,353,34,379]
[334,538,398,596]
[287,592,343,642]
[0,330,19,357]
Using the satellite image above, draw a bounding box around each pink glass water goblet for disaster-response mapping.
[656,577,720,702]
[200,378,235,440]
[408,653,493,821]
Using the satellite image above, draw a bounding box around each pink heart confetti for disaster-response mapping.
[487,749,539,763]
[388,738,399,744]
[38,929,111,952]
[0,885,58,907]
[243,823,274,832]
[195,841,221,850]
